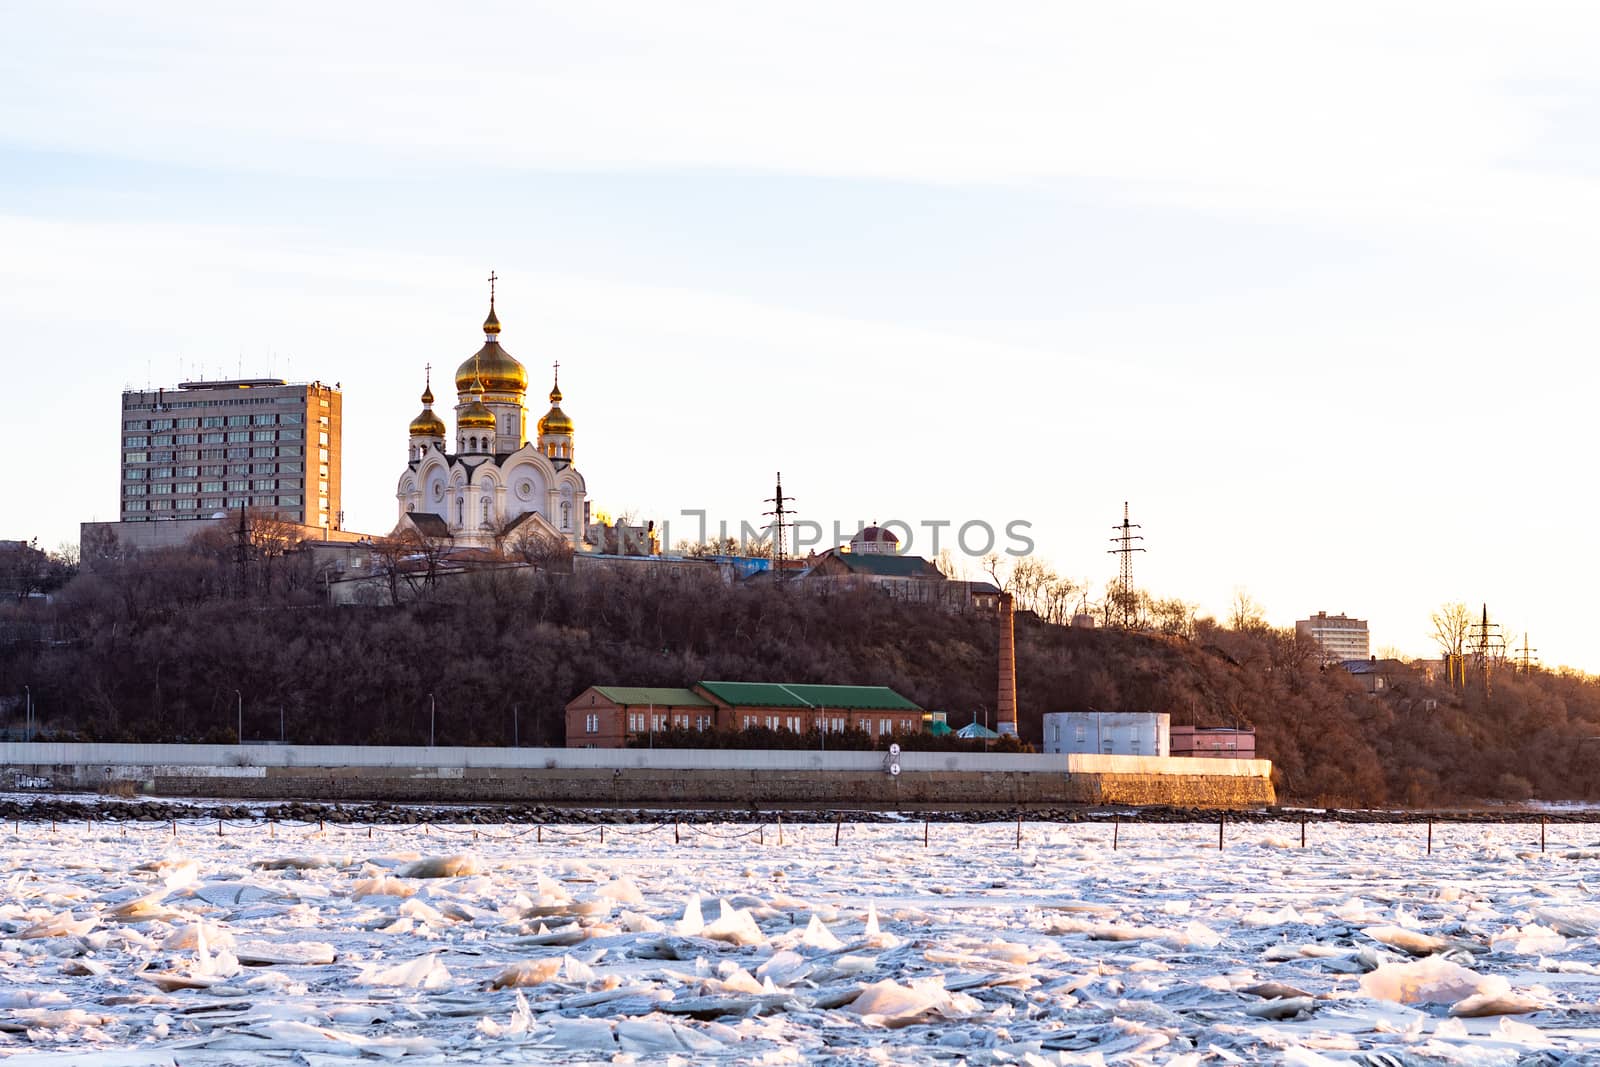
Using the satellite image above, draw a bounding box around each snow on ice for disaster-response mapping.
[0,818,1598,1063]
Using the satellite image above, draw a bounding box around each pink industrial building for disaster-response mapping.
[1169,726,1256,759]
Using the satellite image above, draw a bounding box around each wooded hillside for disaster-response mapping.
[3,548,1596,807]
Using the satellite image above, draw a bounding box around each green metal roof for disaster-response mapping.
[590,686,713,707]
[814,553,943,579]
[697,681,922,711]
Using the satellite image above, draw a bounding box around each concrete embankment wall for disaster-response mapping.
[0,743,1274,809]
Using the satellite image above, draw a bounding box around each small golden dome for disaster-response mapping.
[458,400,496,430]
[459,374,496,431]
[420,383,435,406]
[538,364,573,437]
[410,408,446,437]
[538,405,573,437]
[483,301,501,336]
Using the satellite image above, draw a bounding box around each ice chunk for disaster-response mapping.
[1531,905,1600,937]
[595,878,645,905]
[1449,987,1548,1017]
[162,921,234,951]
[1490,923,1566,956]
[233,940,337,966]
[397,853,482,878]
[349,875,416,900]
[108,892,183,922]
[1362,925,1459,957]
[702,899,766,947]
[1356,953,1504,1004]
[674,894,705,936]
[545,1017,617,1050]
[489,957,562,988]
[801,914,844,950]
[256,855,347,870]
[845,977,983,1027]
[355,952,452,989]
[18,912,95,939]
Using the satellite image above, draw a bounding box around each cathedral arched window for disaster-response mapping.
[455,497,464,526]
[481,499,489,525]
[560,500,571,531]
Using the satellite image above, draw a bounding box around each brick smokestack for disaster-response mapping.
[997,592,1018,737]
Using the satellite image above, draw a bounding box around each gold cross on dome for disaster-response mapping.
[487,270,497,301]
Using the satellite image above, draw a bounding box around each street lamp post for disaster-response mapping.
[513,704,519,748]
[234,690,242,745]
[429,693,436,748]
[23,685,31,742]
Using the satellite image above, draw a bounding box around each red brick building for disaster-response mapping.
[565,687,716,748]
[564,681,923,748]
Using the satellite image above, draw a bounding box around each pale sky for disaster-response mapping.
[4,2,1597,669]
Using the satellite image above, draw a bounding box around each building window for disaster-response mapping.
[880,718,891,735]
[585,714,598,734]
[1074,723,1085,743]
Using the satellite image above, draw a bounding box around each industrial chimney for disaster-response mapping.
[996,592,1018,737]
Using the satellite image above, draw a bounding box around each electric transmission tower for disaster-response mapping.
[763,472,795,582]
[1468,603,1506,697]
[1516,633,1539,673]
[1106,501,1146,628]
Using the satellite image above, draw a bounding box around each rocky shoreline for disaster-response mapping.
[1,795,1593,826]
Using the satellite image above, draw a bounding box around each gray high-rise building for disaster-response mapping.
[118,378,342,531]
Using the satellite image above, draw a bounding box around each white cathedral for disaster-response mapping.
[394,285,588,551]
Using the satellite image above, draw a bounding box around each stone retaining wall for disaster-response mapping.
[142,765,1272,809]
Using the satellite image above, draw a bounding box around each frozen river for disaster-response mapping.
[2,816,1599,1065]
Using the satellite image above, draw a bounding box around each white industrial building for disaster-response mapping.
[1042,711,1169,757]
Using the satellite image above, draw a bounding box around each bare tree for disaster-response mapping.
[504,524,575,572]
[1431,601,1472,659]
[1229,587,1267,632]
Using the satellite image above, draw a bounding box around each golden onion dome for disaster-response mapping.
[409,408,446,437]
[454,298,526,394]
[458,375,496,431]
[409,372,446,437]
[538,404,574,437]
[458,399,496,430]
[538,367,573,436]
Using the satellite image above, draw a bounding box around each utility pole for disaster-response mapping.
[234,689,242,744]
[763,472,795,583]
[429,692,436,747]
[1517,634,1538,673]
[23,685,31,742]
[1106,502,1146,629]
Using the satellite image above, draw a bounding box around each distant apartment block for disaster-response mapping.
[119,379,342,531]
[1296,611,1369,662]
